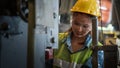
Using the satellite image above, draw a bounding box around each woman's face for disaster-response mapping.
[72,13,92,38]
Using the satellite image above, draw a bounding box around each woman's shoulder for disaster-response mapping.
[59,33,68,39]
[90,42,103,47]
[98,42,103,46]
[59,33,68,36]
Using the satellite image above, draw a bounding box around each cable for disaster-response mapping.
[98,0,105,45]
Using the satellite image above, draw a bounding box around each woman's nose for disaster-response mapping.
[78,26,83,32]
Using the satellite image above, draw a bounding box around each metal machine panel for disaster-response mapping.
[35,0,59,48]
[34,0,59,68]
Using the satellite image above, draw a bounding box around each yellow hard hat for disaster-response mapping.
[71,0,101,17]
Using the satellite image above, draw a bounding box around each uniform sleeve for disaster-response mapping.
[98,50,104,68]
[81,57,92,68]
[82,51,104,68]
[97,42,104,68]
[82,42,104,68]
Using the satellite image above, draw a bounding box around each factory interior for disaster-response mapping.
[0,0,120,68]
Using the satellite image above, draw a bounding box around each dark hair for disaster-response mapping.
[72,12,95,19]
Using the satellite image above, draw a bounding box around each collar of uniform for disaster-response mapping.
[66,32,92,52]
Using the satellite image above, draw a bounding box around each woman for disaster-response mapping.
[52,0,103,68]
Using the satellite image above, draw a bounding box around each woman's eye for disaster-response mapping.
[74,23,79,25]
[83,25,89,28]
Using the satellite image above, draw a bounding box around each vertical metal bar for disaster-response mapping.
[0,35,1,68]
[92,50,98,68]
[92,17,99,68]
[92,17,98,47]
[27,0,35,68]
